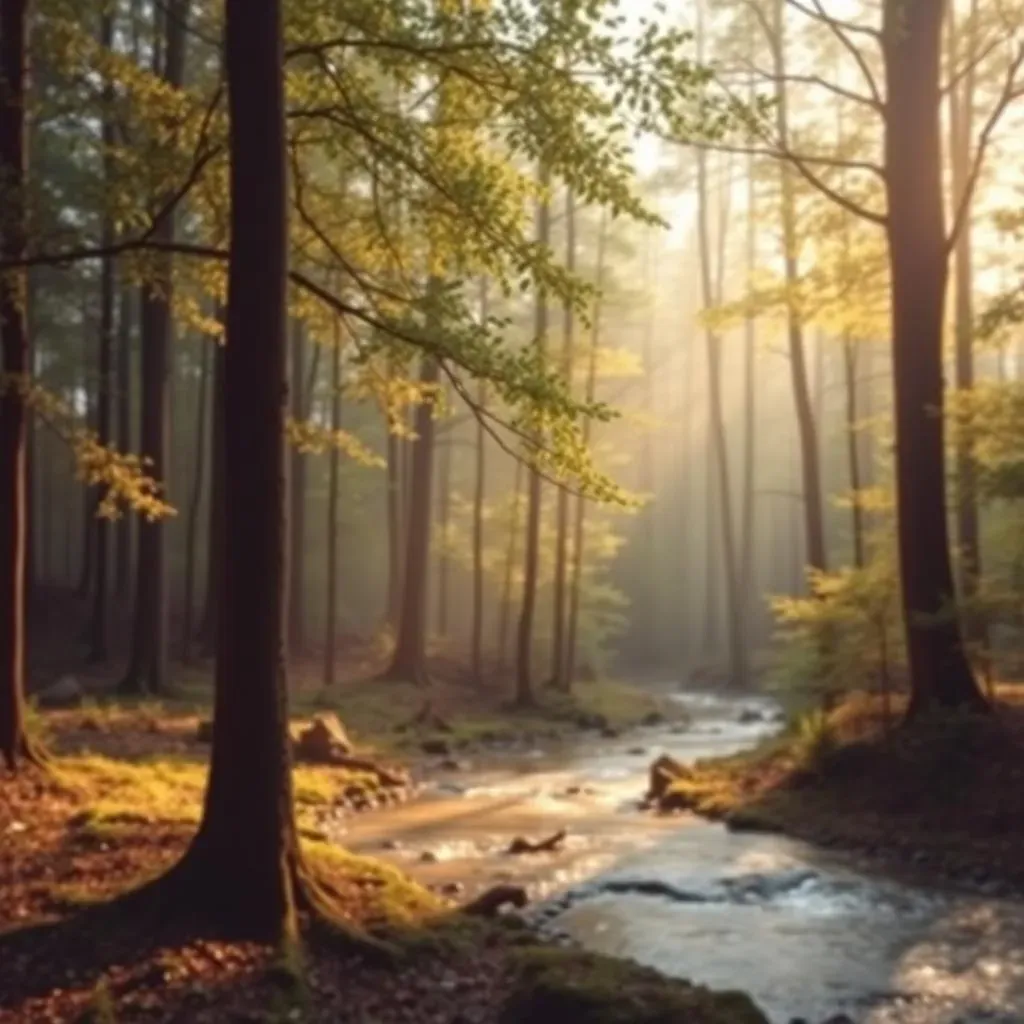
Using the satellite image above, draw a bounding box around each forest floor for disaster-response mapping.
[0,681,764,1024]
[656,685,1024,894]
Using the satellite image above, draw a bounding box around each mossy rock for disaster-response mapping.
[501,949,768,1024]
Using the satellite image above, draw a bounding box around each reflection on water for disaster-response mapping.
[338,689,1024,1024]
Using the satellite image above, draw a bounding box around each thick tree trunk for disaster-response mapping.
[121,0,188,694]
[385,414,403,632]
[198,330,225,656]
[550,188,576,688]
[181,336,211,664]
[882,0,987,716]
[166,0,300,938]
[566,214,606,688]
[324,323,342,689]
[288,320,307,657]
[0,0,42,770]
[88,8,117,663]
[384,357,439,686]
[115,286,133,596]
[515,171,551,707]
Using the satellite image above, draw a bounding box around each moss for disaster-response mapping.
[500,949,768,1024]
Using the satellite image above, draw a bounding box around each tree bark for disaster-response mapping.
[515,169,551,707]
[566,213,606,688]
[696,138,748,689]
[198,327,225,656]
[115,285,133,596]
[881,0,987,716]
[550,187,576,688]
[770,0,827,575]
[471,283,488,685]
[324,322,342,689]
[0,0,43,770]
[435,388,452,638]
[181,335,211,664]
[120,0,188,695]
[842,336,865,568]
[87,7,117,663]
[497,459,523,677]
[949,0,982,641]
[385,402,404,632]
[288,319,307,657]
[384,356,439,686]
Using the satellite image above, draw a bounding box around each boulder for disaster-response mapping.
[35,675,83,709]
[641,711,665,727]
[421,738,451,756]
[293,712,353,764]
[737,708,765,725]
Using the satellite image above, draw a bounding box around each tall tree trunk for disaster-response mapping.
[471,282,489,685]
[949,0,982,640]
[497,460,523,676]
[288,320,307,657]
[882,0,986,716]
[181,336,211,664]
[0,0,42,769]
[696,138,748,689]
[384,356,439,686]
[515,170,551,707]
[120,0,188,695]
[198,329,225,656]
[385,396,404,632]
[88,8,117,663]
[566,212,606,688]
[770,0,827,574]
[324,323,342,689]
[842,336,865,568]
[550,188,576,688]
[115,285,133,596]
[160,0,302,939]
[739,142,757,607]
[435,392,452,638]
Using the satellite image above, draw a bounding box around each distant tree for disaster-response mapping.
[324,321,342,689]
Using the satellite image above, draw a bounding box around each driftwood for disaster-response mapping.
[646,754,689,804]
[461,884,529,918]
[506,829,567,855]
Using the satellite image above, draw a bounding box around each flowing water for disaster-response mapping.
[336,691,1024,1024]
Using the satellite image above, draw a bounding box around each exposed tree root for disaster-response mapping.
[1,733,49,773]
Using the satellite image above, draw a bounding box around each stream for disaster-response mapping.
[335,691,1024,1024]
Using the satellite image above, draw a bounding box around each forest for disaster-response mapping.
[3,0,1024,1022]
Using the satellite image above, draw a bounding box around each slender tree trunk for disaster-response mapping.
[497,460,523,676]
[882,0,986,716]
[842,336,865,568]
[115,286,133,596]
[385,395,404,631]
[120,0,188,695]
[696,139,748,689]
[384,356,439,686]
[324,323,342,689]
[516,169,551,707]
[181,336,211,664]
[770,0,827,574]
[88,8,117,662]
[0,0,42,769]
[551,188,576,688]
[198,329,225,656]
[471,283,489,685]
[740,142,757,606]
[288,319,307,657]
[949,0,982,641]
[76,359,95,601]
[566,213,606,688]
[435,392,452,638]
